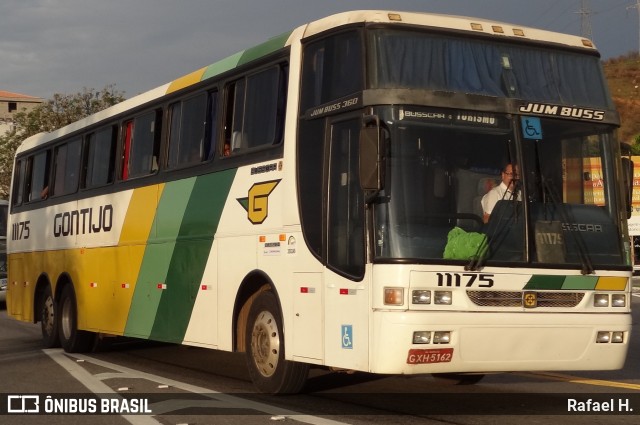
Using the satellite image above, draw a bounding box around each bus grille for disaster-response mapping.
[466,291,585,308]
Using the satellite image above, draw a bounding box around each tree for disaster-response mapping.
[0,85,125,197]
[631,134,640,155]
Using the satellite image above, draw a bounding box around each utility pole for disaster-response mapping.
[577,0,593,41]
[628,0,640,54]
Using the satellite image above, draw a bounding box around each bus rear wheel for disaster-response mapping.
[245,291,309,394]
[58,284,95,353]
[40,285,60,348]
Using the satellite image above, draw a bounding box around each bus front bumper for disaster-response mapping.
[370,310,631,375]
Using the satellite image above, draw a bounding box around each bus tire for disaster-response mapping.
[245,291,309,394]
[40,285,60,348]
[58,284,95,353]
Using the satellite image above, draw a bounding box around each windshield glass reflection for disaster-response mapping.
[372,107,625,269]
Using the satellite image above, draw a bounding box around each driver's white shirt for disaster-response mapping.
[481,181,519,215]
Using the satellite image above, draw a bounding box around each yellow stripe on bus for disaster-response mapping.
[595,276,628,291]
[166,67,207,94]
[119,185,164,244]
[79,185,165,334]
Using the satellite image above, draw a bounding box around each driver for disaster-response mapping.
[481,163,519,223]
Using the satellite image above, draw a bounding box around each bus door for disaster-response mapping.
[324,116,370,370]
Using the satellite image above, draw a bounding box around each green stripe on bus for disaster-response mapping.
[124,178,197,338]
[524,275,603,290]
[201,52,244,81]
[150,169,237,343]
[523,275,566,290]
[200,31,291,83]
[237,31,292,66]
[561,275,598,290]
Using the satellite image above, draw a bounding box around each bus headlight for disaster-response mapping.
[434,291,452,305]
[413,331,431,344]
[611,332,624,343]
[412,290,431,304]
[593,293,609,307]
[611,294,626,307]
[596,331,610,343]
[596,331,624,343]
[433,331,451,344]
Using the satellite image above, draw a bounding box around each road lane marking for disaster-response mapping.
[516,371,640,391]
[44,348,349,425]
[44,349,161,425]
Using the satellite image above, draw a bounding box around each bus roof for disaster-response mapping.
[302,10,596,50]
[16,10,598,155]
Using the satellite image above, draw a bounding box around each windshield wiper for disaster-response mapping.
[539,177,594,275]
[466,184,521,271]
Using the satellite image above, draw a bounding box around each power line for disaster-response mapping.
[628,0,640,54]
[592,0,631,17]
[541,3,576,30]
[576,0,593,40]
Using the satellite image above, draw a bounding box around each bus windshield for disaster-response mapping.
[368,28,612,109]
[372,106,626,269]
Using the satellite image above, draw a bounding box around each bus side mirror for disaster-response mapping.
[359,116,384,191]
[621,157,633,219]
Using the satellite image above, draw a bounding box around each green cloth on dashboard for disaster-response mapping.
[443,227,488,260]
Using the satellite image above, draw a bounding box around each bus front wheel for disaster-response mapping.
[40,285,60,348]
[58,284,95,353]
[245,291,309,394]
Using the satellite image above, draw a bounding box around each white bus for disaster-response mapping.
[7,10,632,393]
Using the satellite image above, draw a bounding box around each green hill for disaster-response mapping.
[603,53,640,144]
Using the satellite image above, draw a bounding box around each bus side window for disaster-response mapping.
[224,78,246,156]
[25,150,51,202]
[12,159,23,206]
[167,93,208,168]
[121,120,133,180]
[83,125,117,189]
[244,66,282,149]
[300,31,362,112]
[52,138,82,197]
[11,159,26,206]
[204,90,218,160]
[222,64,286,156]
[123,109,162,179]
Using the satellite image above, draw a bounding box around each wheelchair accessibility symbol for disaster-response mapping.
[521,116,542,140]
[341,325,353,349]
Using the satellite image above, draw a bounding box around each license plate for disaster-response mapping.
[407,348,454,364]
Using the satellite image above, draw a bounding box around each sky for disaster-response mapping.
[1,0,639,100]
